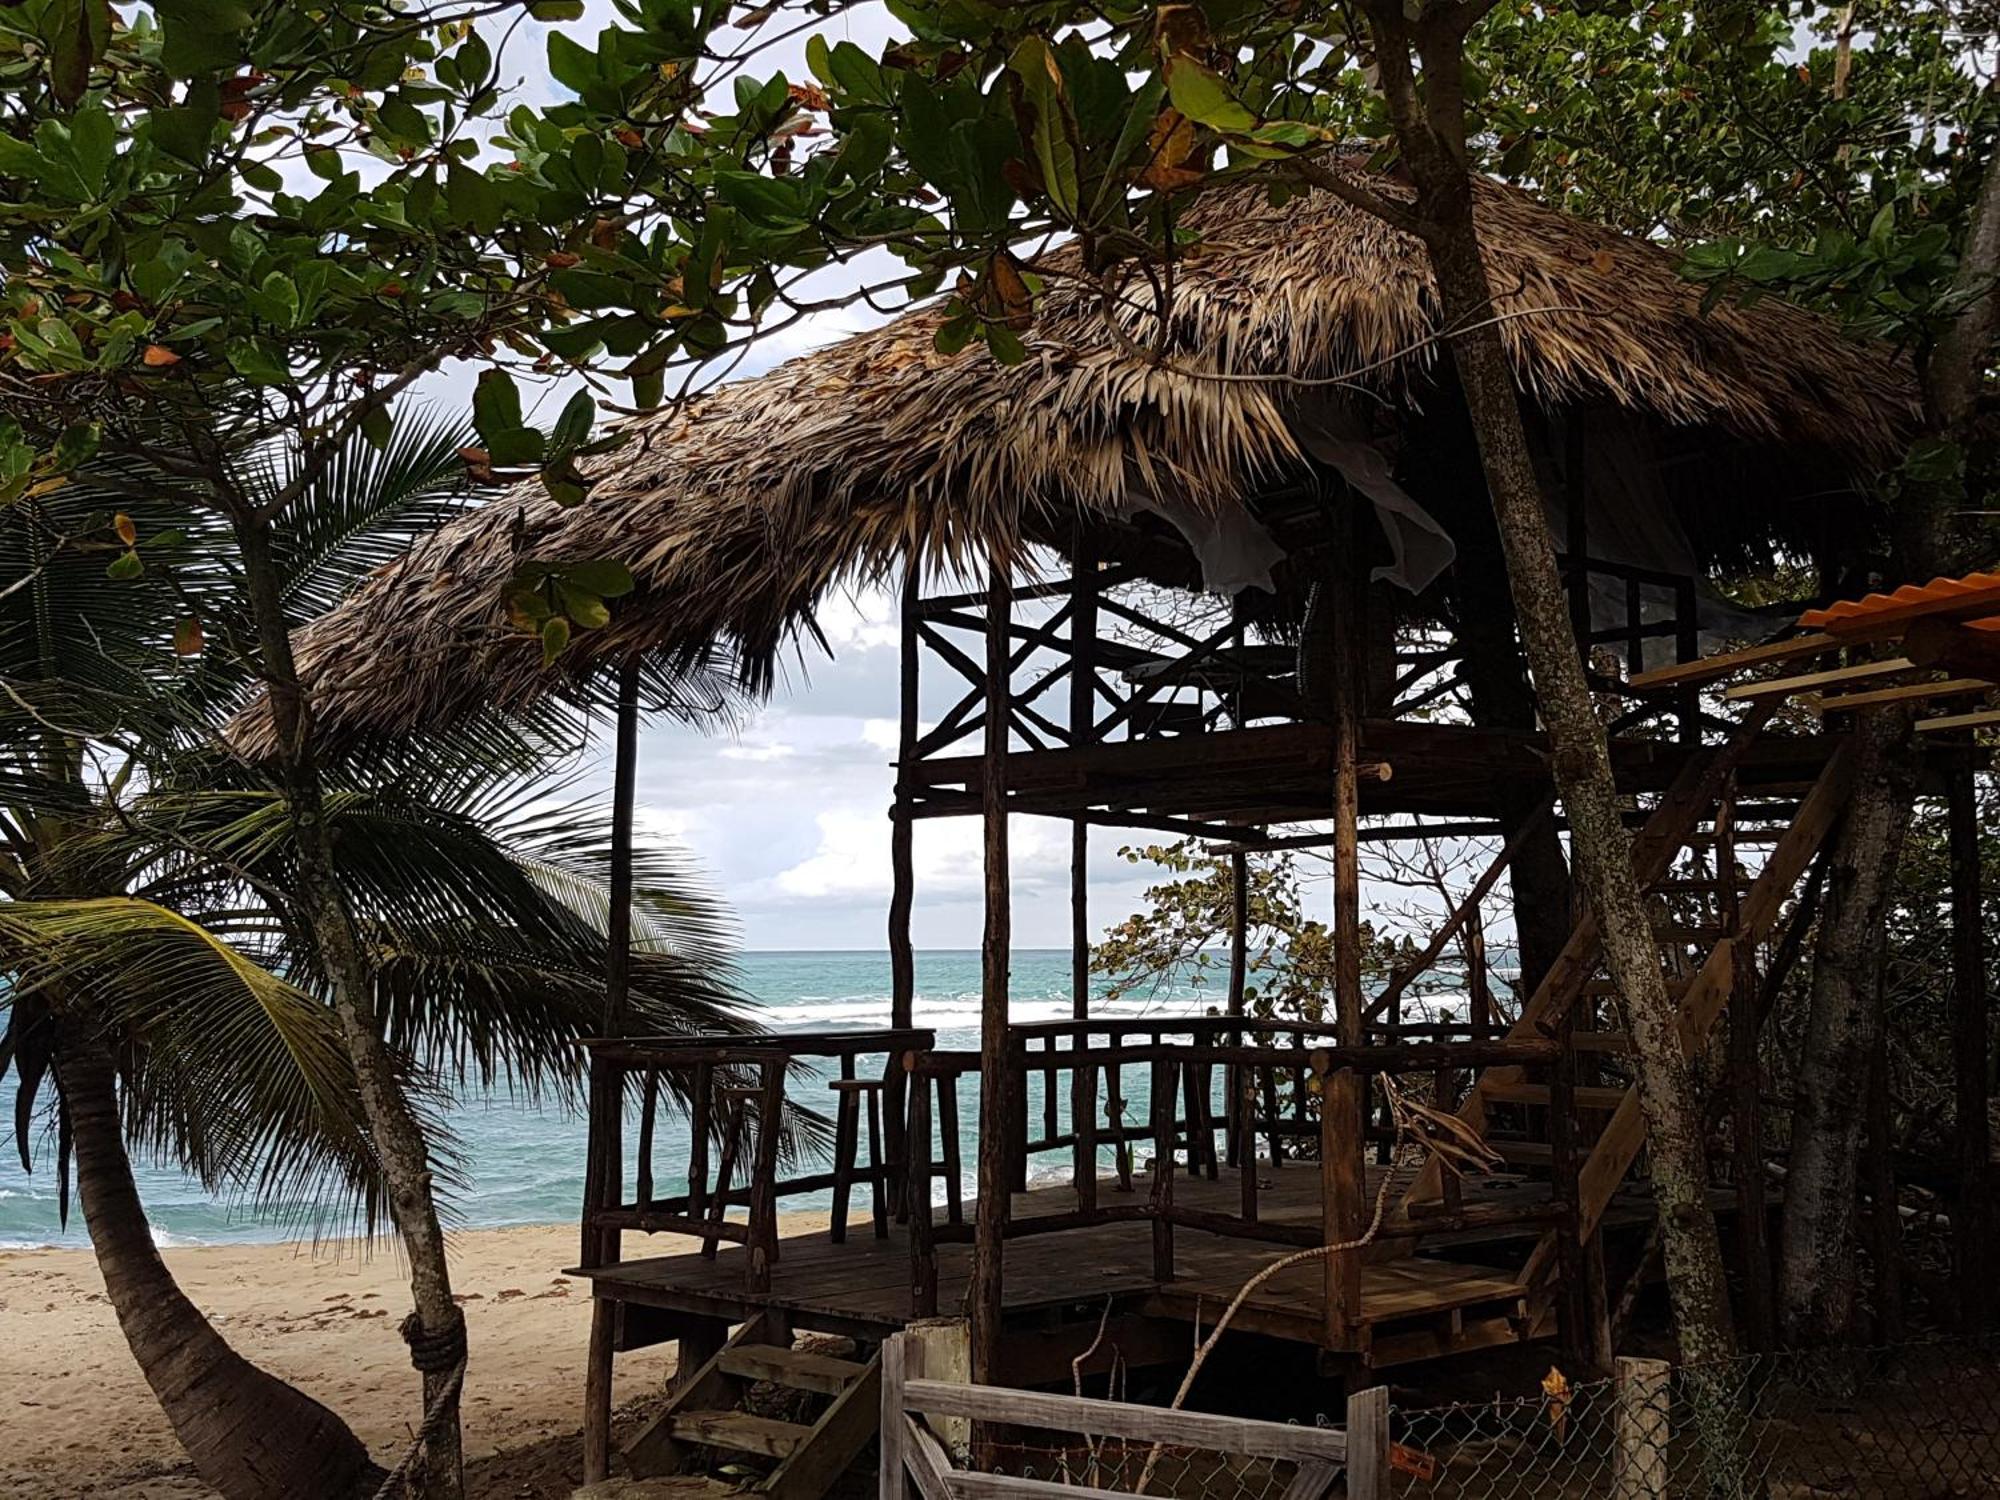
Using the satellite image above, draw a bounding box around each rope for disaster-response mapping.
[1134,1077,1432,1495]
[370,1311,469,1500]
[399,1308,469,1373]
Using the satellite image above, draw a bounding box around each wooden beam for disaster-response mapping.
[901,1380,1348,1462]
[581,653,643,1486]
[970,558,1012,1387]
[1722,655,1915,701]
[1906,615,2000,683]
[888,563,920,1218]
[1917,706,2000,733]
[1628,631,1839,693]
[1814,677,1991,713]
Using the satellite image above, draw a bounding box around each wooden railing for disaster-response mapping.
[905,551,1710,767]
[578,1028,933,1294]
[906,568,1466,764]
[881,1319,1378,1500]
[899,1023,1569,1344]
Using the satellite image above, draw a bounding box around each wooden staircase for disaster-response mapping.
[624,1313,882,1499]
[1396,710,1860,1327]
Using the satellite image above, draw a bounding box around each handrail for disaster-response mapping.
[581,1028,938,1300]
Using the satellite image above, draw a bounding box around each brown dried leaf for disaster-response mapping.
[1137,108,1202,192]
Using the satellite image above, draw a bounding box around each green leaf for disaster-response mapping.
[1164,56,1258,135]
[551,391,595,450]
[225,339,289,385]
[105,548,144,581]
[154,0,250,78]
[562,559,634,598]
[805,33,834,89]
[1009,38,1081,220]
[547,33,599,97]
[446,162,501,234]
[67,105,114,196]
[714,170,809,228]
[49,0,110,107]
[359,403,393,451]
[473,369,525,445]
[540,614,572,664]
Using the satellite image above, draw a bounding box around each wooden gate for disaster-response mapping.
[880,1323,1389,1500]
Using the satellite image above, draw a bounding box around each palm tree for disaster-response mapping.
[0,418,749,1499]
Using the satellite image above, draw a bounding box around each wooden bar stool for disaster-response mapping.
[827,1068,889,1244]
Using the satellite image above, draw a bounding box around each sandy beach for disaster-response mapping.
[0,1215,828,1498]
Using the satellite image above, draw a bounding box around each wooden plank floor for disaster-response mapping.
[575,1163,1666,1358]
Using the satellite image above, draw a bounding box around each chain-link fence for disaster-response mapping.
[1389,1337,2000,1498]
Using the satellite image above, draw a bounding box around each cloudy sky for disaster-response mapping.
[598,587,1172,951]
[416,2,1423,952]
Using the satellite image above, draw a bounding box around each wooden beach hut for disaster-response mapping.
[233,168,1987,1492]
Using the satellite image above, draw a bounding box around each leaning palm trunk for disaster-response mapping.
[55,1034,379,1500]
[233,512,467,1498]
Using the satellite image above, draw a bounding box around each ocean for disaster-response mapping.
[0,948,1485,1251]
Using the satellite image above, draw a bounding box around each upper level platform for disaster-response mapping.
[891,547,1835,833]
[902,717,1846,834]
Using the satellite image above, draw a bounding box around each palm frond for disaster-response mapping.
[0,896,454,1228]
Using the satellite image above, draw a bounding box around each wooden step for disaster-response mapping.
[1656,923,1728,944]
[665,1410,814,1459]
[1568,1031,1632,1053]
[1490,1140,1553,1167]
[718,1342,869,1396]
[1578,976,1692,999]
[1483,1082,1630,1110]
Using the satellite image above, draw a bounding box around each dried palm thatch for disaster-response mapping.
[233,170,1918,754]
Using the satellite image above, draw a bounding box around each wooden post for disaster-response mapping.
[888,561,920,1219]
[1548,1000,1587,1371]
[1150,1055,1177,1282]
[1614,1357,1670,1500]
[1227,849,1249,1169]
[582,654,642,1485]
[908,1318,973,1464]
[1074,1049,1098,1213]
[1320,1061,1364,1346]
[969,557,1013,1385]
[1564,420,1590,651]
[880,1332,910,1500]
[1323,538,1366,1348]
[1949,756,1991,1331]
[748,1059,784,1294]
[1071,522,1096,1025]
[907,1058,938,1317]
[1343,1384,1389,1500]
[1720,779,1773,1350]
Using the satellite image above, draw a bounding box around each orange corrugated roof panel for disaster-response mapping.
[1799,570,2000,636]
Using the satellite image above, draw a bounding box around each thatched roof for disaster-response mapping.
[235,170,1919,754]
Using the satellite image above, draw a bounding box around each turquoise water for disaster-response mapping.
[0,948,1487,1250]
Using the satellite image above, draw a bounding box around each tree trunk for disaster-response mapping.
[1421,209,1736,1366]
[1778,712,1915,1344]
[1776,118,2000,1348]
[1350,1,1736,1363]
[1406,390,1573,997]
[56,1032,379,1500]
[232,513,466,1497]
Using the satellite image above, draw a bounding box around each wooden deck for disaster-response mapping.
[902,718,1846,828]
[576,1163,1678,1372]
